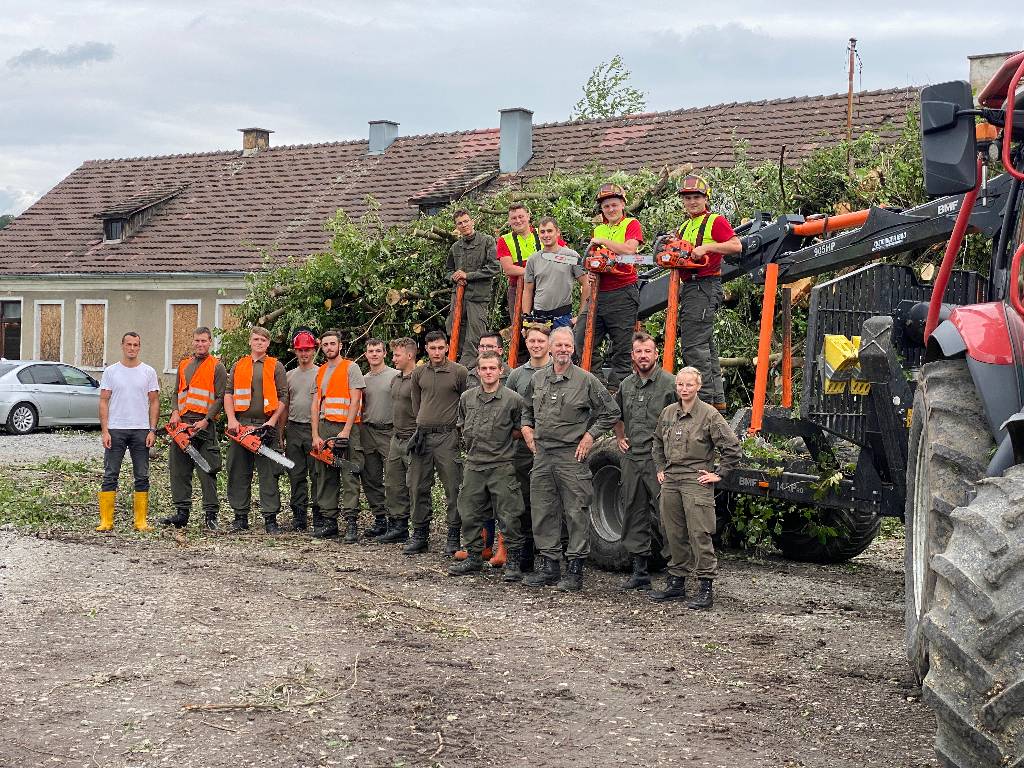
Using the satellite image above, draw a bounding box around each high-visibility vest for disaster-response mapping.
[592,216,640,244]
[501,230,542,267]
[177,355,218,416]
[232,355,279,415]
[316,359,361,423]
[679,212,720,248]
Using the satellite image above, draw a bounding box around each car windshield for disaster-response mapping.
[0,362,16,377]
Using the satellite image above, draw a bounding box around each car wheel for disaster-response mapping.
[6,403,38,434]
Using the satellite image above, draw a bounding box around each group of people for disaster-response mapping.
[94,175,744,609]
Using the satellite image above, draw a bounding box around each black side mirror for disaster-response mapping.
[920,81,978,197]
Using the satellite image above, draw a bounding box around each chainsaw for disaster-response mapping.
[581,243,655,273]
[310,436,360,474]
[165,422,214,474]
[227,425,295,470]
[653,236,710,270]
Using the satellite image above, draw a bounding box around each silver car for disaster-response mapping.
[0,360,101,434]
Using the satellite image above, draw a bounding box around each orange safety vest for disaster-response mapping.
[232,355,279,415]
[177,355,218,416]
[315,359,361,423]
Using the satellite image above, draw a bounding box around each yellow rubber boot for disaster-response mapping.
[96,491,116,532]
[133,491,152,532]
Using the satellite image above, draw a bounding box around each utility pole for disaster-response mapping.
[846,38,857,172]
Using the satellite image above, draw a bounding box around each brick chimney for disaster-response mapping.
[368,120,399,155]
[499,107,533,174]
[239,127,273,155]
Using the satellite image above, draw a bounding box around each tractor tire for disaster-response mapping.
[587,436,667,573]
[770,506,881,564]
[905,359,993,684]
[921,466,1024,767]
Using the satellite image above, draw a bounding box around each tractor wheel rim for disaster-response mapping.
[12,407,33,432]
[590,464,624,542]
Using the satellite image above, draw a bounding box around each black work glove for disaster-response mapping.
[407,428,426,456]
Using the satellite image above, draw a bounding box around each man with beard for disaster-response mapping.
[310,330,366,541]
[520,327,619,592]
[614,332,677,591]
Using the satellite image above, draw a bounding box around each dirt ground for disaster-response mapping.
[0,525,937,768]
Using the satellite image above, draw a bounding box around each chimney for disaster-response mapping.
[368,120,400,155]
[968,52,1019,100]
[239,127,273,155]
[499,107,533,174]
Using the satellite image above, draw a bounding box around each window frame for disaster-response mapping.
[0,296,24,361]
[164,299,202,374]
[214,298,244,353]
[75,299,109,371]
[34,299,65,362]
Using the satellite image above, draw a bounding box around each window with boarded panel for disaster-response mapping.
[38,303,62,361]
[170,303,199,369]
[218,302,242,333]
[80,303,106,368]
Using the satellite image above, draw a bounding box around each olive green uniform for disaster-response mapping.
[409,360,468,527]
[652,399,742,579]
[505,359,551,550]
[169,355,227,519]
[226,358,288,520]
[446,232,499,367]
[284,365,319,522]
[466,361,511,390]
[361,365,399,519]
[313,360,366,524]
[385,369,417,523]
[522,363,619,561]
[456,385,525,557]
[615,368,677,557]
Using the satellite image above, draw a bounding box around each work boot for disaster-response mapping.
[312,515,339,539]
[342,517,359,544]
[649,575,688,602]
[444,525,462,557]
[556,558,584,592]
[489,531,507,568]
[264,515,282,535]
[502,548,523,583]
[96,491,116,532]
[447,552,483,576]
[403,524,430,555]
[132,491,152,532]
[377,518,409,544]
[620,556,651,591]
[229,510,250,533]
[160,509,190,529]
[687,578,714,610]
[204,509,220,532]
[290,509,308,532]
[363,515,388,539]
[523,557,561,588]
[520,537,535,573]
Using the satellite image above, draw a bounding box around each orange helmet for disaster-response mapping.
[596,182,627,204]
[678,174,711,198]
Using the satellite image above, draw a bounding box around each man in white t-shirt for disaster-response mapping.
[96,331,161,533]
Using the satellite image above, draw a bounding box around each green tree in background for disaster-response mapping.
[571,55,647,120]
[0,214,14,229]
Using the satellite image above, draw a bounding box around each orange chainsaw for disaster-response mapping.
[654,237,710,270]
[165,422,214,474]
[227,425,295,470]
[582,243,655,273]
[310,436,360,474]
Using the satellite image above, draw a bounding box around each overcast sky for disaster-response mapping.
[1,1,1021,215]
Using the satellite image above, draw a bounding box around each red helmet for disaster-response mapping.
[292,330,317,350]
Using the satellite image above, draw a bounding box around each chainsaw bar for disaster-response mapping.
[184,444,214,474]
[257,444,295,470]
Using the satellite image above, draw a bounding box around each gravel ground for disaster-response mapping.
[0,430,104,465]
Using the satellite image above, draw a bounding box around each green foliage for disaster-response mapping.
[0,214,13,229]
[570,55,647,121]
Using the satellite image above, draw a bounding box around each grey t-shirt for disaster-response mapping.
[523,246,583,312]
[286,366,318,423]
[362,365,400,425]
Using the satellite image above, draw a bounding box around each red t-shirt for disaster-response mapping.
[496,228,566,285]
[687,215,736,279]
[598,218,643,292]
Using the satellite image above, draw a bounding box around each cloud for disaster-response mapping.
[0,185,40,216]
[7,41,115,70]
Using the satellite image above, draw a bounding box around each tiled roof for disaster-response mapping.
[0,87,917,275]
